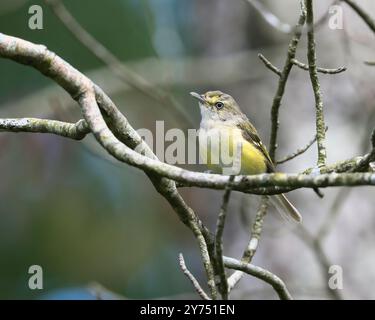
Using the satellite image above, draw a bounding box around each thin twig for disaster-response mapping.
[258,53,281,76]
[306,0,327,167]
[276,126,328,164]
[241,197,269,261]
[179,254,211,300]
[224,256,293,300]
[214,175,234,300]
[150,169,375,194]
[291,58,346,74]
[268,1,307,161]
[228,196,268,291]
[313,187,325,198]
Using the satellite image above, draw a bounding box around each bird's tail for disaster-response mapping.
[270,194,302,223]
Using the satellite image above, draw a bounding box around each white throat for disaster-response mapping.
[199,103,220,129]
[199,103,239,130]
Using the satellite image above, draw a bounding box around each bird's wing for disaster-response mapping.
[238,118,275,173]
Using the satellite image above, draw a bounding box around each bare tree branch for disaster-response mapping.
[291,59,347,74]
[0,118,89,140]
[224,256,293,300]
[214,176,234,300]
[80,89,218,299]
[179,253,211,300]
[268,1,306,161]
[259,55,347,77]
[305,0,327,167]
[0,31,218,299]
[228,196,268,291]
[0,31,372,194]
[258,53,282,76]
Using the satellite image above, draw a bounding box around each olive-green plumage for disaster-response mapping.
[191,90,302,223]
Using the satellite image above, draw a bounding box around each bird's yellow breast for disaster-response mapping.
[198,125,267,175]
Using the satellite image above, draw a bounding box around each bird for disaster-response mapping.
[190,90,302,223]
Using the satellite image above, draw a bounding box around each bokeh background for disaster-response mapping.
[0,0,375,299]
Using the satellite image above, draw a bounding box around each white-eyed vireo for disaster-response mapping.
[191,90,302,223]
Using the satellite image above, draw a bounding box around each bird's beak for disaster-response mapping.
[190,92,206,104]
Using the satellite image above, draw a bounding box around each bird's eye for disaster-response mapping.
[215,102,224,109]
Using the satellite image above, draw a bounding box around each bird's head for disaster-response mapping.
[190,91,242,123]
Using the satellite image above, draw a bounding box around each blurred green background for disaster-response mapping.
[0,0,200,299]
[1,0,375,299]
